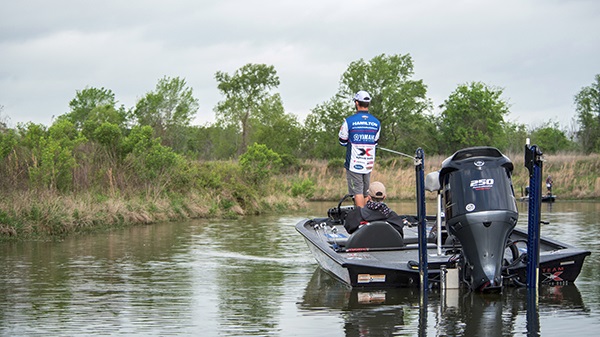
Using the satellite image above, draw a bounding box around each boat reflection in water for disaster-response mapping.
[299,268,586,336]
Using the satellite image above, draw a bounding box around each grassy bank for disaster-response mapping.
[1,153,598,241]
[0,189,308,241]
[300,152,600,201]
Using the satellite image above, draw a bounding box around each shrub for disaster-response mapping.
[291,178,316,198]
[239,143,282,186]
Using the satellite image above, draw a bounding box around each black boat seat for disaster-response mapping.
[345,221,405,249]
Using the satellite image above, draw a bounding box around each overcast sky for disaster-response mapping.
[1,0,598,130]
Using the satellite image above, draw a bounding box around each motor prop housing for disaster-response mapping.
[439,147,518,291]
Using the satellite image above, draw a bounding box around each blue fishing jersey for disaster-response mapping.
[338,111,381,174]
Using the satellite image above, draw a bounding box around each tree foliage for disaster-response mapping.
[26,119,86,191]
[239,143,282,187]
[575,74,600,153]
[528,122,575,153]
[340,54,433,153]
[304,53,433,158]
[2,63,600,211]
[501,121,528,154]
[215,63,280,155]
[133,76,199,151]
[59,87,128,149]
[302,96,349,159]
[122,125,186,193]
[187,124,239,160]
[250,94,302,159]
[438,82,510,152]
[64,87,119,129]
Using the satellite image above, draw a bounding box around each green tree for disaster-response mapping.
[0,127,18,189]
[215,63,280,155]
[133,76,199,151]
[80,105,128,142]
[528,122,575,153]
[0,128,17,159]
[250,94,302,159]
[60,87,128,145]
[17,122,46,153]
[302,96,349,159]
[27,119,86,191]
[339,54,433,153]
[63,88,123,127]
[122,125,186,194]
[502,121,528,153]
[438,82,510,152]
[304,53,433,157]
[575,74,600,153]
[186,124,239,160]
[93,122,124,163]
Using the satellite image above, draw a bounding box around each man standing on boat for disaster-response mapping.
[338,90,381,207]
[546,175,553,195]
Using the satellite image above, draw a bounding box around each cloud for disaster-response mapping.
[1,0,599,129]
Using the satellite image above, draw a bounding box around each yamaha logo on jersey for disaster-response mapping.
[353,134,376,142]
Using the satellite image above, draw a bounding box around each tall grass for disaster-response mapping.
[291,153,600,201]
[1,152,599,240]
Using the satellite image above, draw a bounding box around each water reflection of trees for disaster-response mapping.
[0,221,196,334]
[209,216,291,335]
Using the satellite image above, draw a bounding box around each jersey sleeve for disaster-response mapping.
[338,120,349,146]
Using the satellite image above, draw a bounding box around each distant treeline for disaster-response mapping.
[0,55,599,238]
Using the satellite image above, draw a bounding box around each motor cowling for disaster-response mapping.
[439,147,518,291]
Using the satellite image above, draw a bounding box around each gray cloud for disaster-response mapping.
[1,0,598,130]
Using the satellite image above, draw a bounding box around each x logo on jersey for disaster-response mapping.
[358,148,372,156]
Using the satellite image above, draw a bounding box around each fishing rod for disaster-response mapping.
[376,146,414,159]
[377,146,422,165]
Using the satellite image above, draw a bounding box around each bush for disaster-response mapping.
[279,153,301,171]
[327,158,345,171]
[291,178,316,198]
[239,143,282,186]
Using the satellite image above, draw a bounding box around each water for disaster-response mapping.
[0,201,599,336]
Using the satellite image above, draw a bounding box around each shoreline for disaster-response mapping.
[1,152,599,241]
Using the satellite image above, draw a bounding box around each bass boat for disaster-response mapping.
[295,146,590,292]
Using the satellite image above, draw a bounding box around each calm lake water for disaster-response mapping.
[1,201,599,336]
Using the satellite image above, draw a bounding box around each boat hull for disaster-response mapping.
[296,218,590,289]
[504,227,590,285]
[519,195,556,203]
[297,219,447,288]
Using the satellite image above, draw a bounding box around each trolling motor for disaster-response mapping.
[327,194,354,224]
[439,147,519,292]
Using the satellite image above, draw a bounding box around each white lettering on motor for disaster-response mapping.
[470,179,494,190]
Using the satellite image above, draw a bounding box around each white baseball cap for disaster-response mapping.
[353,90,371,103]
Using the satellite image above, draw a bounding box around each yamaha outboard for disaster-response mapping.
[440,147,518,292]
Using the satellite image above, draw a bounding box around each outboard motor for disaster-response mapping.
[439,147,518,292]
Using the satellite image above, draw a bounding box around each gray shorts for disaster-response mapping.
[346,170,370,197]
